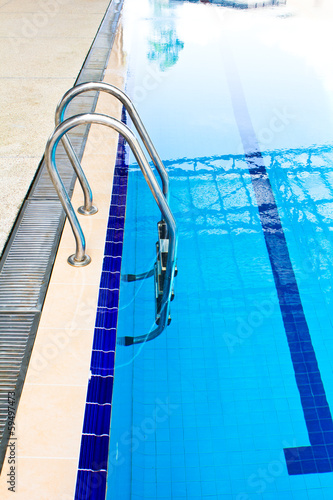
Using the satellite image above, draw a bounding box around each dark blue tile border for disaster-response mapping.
[223,43,333,475]
[74,107,129,499]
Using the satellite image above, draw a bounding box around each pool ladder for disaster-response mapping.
[44,82,177,344]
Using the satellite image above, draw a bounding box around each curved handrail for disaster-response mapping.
[55,82,169,203]
[54,99,97,217]
[45,112,177,342]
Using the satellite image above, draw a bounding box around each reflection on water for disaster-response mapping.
[148,30,184,71]
[171,0,286,8]
[164,143,333,295]
[147,0,184,71]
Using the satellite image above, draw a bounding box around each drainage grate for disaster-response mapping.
[0,0,124,472]
[0,313,39,452]
[0,200,64,312]
[31,145,78,200]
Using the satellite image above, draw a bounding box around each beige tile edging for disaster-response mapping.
[0,23,126,500]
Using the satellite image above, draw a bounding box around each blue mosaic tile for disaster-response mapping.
[91,351,115,374]
[82,404,112,435]
[99,271,120,290]
[110,193,127,207]
[105,227,124,243]
[109,203,126,217]
[86,376,114,404]
[92,329,116,351]
[75,471,107,500]
[107,216,125,230]
[95,308,118,329]
[104,241,123,257]
[79,435,110,470]
[102,256,123,274]
[75,106,129,500]
[113,175,127,187]
[111,183,126,195]
[98,288,120,309]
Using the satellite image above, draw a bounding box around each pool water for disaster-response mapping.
[106,0,333,498]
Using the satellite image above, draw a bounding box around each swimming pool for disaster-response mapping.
[105,0,333,498]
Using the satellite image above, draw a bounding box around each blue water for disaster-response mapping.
[106,0,333,498]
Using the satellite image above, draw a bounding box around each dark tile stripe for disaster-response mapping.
[75,107,129,499]
[223,41,333,475]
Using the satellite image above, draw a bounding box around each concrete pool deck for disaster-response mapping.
[0,17,126,499]
[0,0,112,255]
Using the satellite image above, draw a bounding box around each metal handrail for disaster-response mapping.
[55,82,169,205]
[45,112,177,342]
[54,99,97,217]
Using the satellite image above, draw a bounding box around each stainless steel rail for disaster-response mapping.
[55,82,169,204]
[54,100,97,217]
[45,112,177,342]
